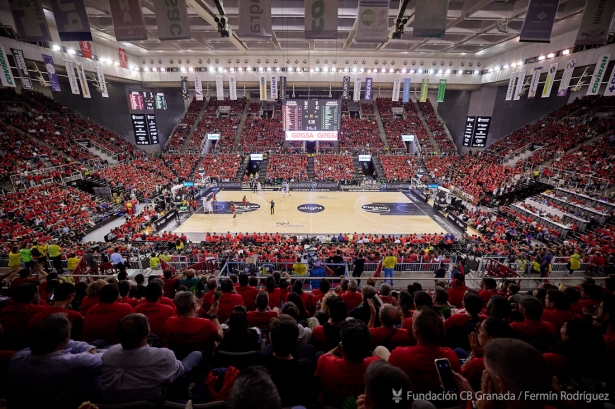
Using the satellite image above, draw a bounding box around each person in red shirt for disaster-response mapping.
[247,292,279,329]
[341,280,363,311]
[118,281,139,308]
[235,273,260,311]
[82,283,134,345]
[308,279,330,315]
[28,282,84,339]
[378,283,392,304]
[578,283,603,315]
[133,281,176,339]
[0,282,48,350]
[10,268,47,293]
[368,304,409,349]
[161,269,180,299]
[510,296,557,346]
[166,291,223,358]
[217,279,245,323]
[541,289,582,333]
[200,278,219,312]
[478,277,498,308]
[80,280,106,316]
[448,275,469,309]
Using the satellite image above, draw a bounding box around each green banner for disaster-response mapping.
[437,79,447,102]
[420,79,429,102]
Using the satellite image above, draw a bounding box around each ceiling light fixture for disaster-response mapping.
[446,69,451,74]
[474,70,480,75]
[538,55,546,61]
[511,63,517,68]
[562,49,570,55]
[67,48,75,55]
[180,67,186,72]
[188,67,194,72]
[503,65,509,69]
[266,67,272,72]
[438,69,443,74]
[401,69,407,74]
[160,67,166,72]
[547,53,555,58]
[52,44,61,51]
[209,67,215,72]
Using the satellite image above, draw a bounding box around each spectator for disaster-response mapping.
[236,273,260,311]
[247,291,279,329]
[218,278,246,323]
[0,282,48,350]
[133,281,177,339]
[510,296,557,349]
[28,282,84,339]
[369,303,410,349]
[217,306,262,352]
[82,283,134,345]
[227,366,281,409]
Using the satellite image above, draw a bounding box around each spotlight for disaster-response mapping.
[52,44,61,51]
[445,69,451,74]
[160,67,166,72]
[188,67,194,72]
[547,53,555,58]
[180,67,186,72]
[209,67,215,72]
[562,49,570,55]
[474,70,479,75]
[538,55,546,61]
[401,69,407,74]
[438,69,443,74]
[67,48,75,55]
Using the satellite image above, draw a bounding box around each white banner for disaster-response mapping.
[305,0,338,39]
[587,54,611,96]
[270,75,277,100]
[216,76,224,99]
[505,74,517,101]
[75,63,91,98]
[603,65,615,96]
[513,71,526,101]
[194,76,203,101]
[259,76,267,100]
[392,78,401,101]
[575,0,615,46]
[95,66,108,97]
[557,60,576,96]
[541,63,558,98]
[353,77,362,102]
[229,76,237,100]
[528,67,542,99]
[65,60,81,95]
[285,131,338,141]
[356,0,391,43]
[239,0,272,37]
[0,44,16,87]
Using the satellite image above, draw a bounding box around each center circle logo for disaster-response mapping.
[361,9,375,26]
[362,204,390,214]
[297,204,325,213]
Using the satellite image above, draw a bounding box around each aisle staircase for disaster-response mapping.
[83,144,119,165]
[413,101,442,156]
[235,155,248,179]
[232,101,251,152]
[372,101,390,149]
[258,157,270,182]
[307,156,315,179]
[372,157,386,180]
[352,156,365,179]
[180,100,209,154]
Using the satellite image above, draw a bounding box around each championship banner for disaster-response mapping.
[519,0,559,43]
[42,54,61,92]
[505,74,517,101]
[239,0,272,37]
[603,65,615,97]
[181,76,189,100]
[65,61,81,95]
[364,78,373,101]
[414,0,448,38]
[575,0,615,46]
[528,67,542,99]
[153,0,191,40]
[514,71,526,101]
[279,76,286,100]
[75,63,91,98]
[436,79,446,102]
[10,48,32,90]
[587,54,611,96]
[229,76,237,100]
[420,79,429,102]
[95,66,109,97]
[305,0,338,39]
[392,78,401,101]
[49,0,92,41]
[541,63,558,98]
[259,75,267,100]
[342,76,351,99]
[353,77,362,101]
[0,45,15,88]
[108,0,148,41]
[216,76,224,99]
[79,41,92,59]
[270,76,278,100]
[8,0,52,42]
[118,48,128,69]
[557,60,576,96]
[194,76,203,101]
[356,0,391,43]
[402,78,411,103]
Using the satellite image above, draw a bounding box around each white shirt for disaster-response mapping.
[110,253,124,265]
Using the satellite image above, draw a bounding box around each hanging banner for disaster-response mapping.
[541,63,559,98]
[420,79,429,102]
[279,76,286,100]
[364,78,373,101]
[8,0,52,42]
[353,77,362,101]
[108,0,148,41]
[356,0,391,43]
[65,60,81,95]
[95,66,108,97]
[519,0,559,43]
[153,0,191,40]
[414,0,448,38]
[505,74,517,101]
[229,76,237,100]
[0,45,15,88]
[181,76,189,100]
[557,60,576,96]
[10,48,32,90]
[514,71,526,101]
[118,48,128,69]
[342,76,351,99]
[79,41,92,59]
[259,75,267,100]
[216,76,224,99]
[528,67,542,99]
[305,0,338,39]
[270,76,278,100]
[436,79,446,102]
[402,78,411,103]
[587,54,611,95]
[75,63,91,98]
[575,0,615,46]
[239,0,273,37]
[49,0,92,41]
[392,78,401,101]
[194,76,203,101]
[42,54,61,92]
[603,65,615,96]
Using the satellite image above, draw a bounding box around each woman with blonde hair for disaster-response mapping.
[79,279,106,315]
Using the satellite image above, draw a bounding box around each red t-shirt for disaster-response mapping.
[246,310,278,329]
[133,301,176,338]
[369,327,409,348]
[235,286,260,311]
[28,307,84,332]
[201,290,217,312]
[540,309,582,332]
[82,302,134,344]
[79,296,99,316]
[165,316,219,355]
[217,292,245,323]
[266,288,282,309]
[510,320,557,340]
[120,296,140,308]
[461,357,485,391]
[478,289,498,308]
[341,291,363,311]
[315,354,380,407]
[448,285,469,309]
[0,303,48,348]
[444,312,486,332]
[162,277,180,299]
[604,333,615,360]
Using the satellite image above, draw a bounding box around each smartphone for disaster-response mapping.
[435,358,458,393]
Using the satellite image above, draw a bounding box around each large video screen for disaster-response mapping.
[282,99,340,134]
[129,91,158,111]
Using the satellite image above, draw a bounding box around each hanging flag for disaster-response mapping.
[557,60,576,96]
[603,65,615,96]
[414,0,448,38]
[402,78,411,103]
[108,0,148,41]
[392,78,401,101]
[271,76,278,100]
[528,67,542,99]
[436,79,446,102]
[95,67,109,97]
[49,0,92,41]
[229,76,237,100]
[153,0,191,40]
[118,48,128,69]
[75,63,91,98]
[364,78,373,101]
[8,0,52,42]
[279,76,286,100]
[239,0,273,37]
[519,0,559,43]
[575,0,615,46]
[181,76,189,100]
[42,54,61,92]
[305,0,338,39]
[353,77,362,102]
[216,76,224,99]
[65,61,81,95]
[505,74,517,101]
[79,41,92,59]
[195,76,203,101]
[541,63,558,98]
[587,54,611,96]
[0,45,15,88]
[419,79,429,102]
[356,0,391,43]
[342,76,351,99]
[259,76,267,100]
[10,48,32,90]
[514,71,526,101]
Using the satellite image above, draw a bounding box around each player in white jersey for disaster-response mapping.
[207,200,214,214]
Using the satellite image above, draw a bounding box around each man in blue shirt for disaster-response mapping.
[310,260,327,289]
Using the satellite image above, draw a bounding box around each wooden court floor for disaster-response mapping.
[173,191,446,237]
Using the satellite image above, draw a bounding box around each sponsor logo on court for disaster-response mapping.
[362,204,391,214]
[297,204,325,213]
[316,195,339,200]
[275,221,305,228]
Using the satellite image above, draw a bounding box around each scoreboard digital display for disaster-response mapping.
[129,91,159,111]
[282,99,340,140]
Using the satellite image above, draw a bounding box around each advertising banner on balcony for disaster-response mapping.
[195,76,203,101]
[557,60,576,97]
[541,63,558,98]
[392,78,401,101]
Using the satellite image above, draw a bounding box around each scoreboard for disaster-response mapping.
[282,99,340,141]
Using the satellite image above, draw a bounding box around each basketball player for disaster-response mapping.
[231,201,237,218]
[257,181,262,194]
[270,199,275,215]
[207,199,214,214]
[242,195,247,207]
[281,185,286,201]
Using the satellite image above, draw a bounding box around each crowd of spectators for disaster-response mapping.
[266,154,309,182]
[239,117,285,153]
[379,155,419,182]
[360,102,374,115]
[313,155,354,183]
[418,100,457,154]
[199,154,242,181]
[188,116,241,153]
[376,98,429,152]
[339,116,383,154]
[162,154,200,181]
[91,163,171,198]
[164,98,205,152]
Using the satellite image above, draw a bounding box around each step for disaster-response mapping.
[181,99,209,154]
[232,101,252,152]
[372,100,390,149]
